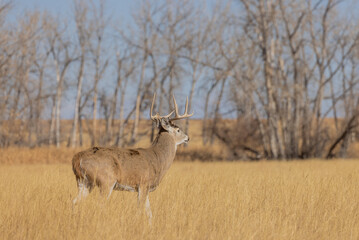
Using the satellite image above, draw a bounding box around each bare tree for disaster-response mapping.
[44,16,76,147]
[111,50,135,146]
[87,0,109,146]
[69,0,91,148]
[120,0,160,145]
[224,0,359,159]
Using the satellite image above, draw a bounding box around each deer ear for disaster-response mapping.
[160,118,171,131]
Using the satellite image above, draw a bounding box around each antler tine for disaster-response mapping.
[163,110,175,118]
[173,94,179,116]
[150,93,158,121]
[150,93,174,121]
[171,94,194,121]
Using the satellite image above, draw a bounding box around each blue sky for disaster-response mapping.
[13,0,133,15]
[12,0,358,16]
[12,0,135,24]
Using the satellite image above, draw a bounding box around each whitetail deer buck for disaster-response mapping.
[72,93,193,222]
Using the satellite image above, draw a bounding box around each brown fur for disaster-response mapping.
[72,129,183,196]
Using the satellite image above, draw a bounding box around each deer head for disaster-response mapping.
[150,93,194,145]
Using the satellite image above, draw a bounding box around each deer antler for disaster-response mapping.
[150,93,174,121]
[171,95,194,121]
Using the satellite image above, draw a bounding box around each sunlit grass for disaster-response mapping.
[1,160,359,239]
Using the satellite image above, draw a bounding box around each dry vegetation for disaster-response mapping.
[0,148,359,239]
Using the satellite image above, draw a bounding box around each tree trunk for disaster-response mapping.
[130,55,147,145]
[79,114,83,146]
[202,81,218,145]
[55,63,63,148]
[116,88,126,147]
[69,54,85,148]
[92,89,98,145]
[49,95,56,146]
[210,78,226,144]
[35,65,44,146]
[185,65,199,136]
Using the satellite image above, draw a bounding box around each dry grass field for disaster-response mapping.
[1,120,359,239]
[1,148,359,239]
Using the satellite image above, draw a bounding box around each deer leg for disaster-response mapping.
[73,178,92,204]
[98,176,117,200]
[137,185,147,205]
[138,185,152,223]
[145,195,153,220]
[106,182,117,200]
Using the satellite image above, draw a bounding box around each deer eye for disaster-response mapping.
[177,129,180,133]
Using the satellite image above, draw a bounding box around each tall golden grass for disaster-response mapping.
[1,158,359,239]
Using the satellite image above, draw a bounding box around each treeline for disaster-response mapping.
[0,0,358,159]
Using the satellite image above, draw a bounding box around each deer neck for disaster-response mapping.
[151,131,177,171]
